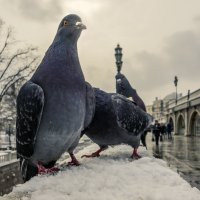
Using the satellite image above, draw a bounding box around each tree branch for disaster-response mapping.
[0,47,37,81]
[0,27,12,57]
[0,69,35,101]
[0,56,38,83]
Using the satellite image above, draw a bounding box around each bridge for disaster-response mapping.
[166,89,200,136]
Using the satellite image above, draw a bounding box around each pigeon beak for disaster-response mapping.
[76,22,87,30]
[116,79,122,83]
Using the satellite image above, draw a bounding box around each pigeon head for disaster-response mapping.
[115,73,133,97]
[54,14,86,44]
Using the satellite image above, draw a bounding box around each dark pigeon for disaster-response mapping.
[16,14,95,182]
[115,72,149,148]
[81,88,152,159]
[115,73,146,112]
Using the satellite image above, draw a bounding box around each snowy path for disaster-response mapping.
[1,143,200,200]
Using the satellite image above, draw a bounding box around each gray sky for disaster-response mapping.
[0,0,200,105]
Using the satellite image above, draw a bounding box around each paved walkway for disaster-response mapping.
[146,133,200,190]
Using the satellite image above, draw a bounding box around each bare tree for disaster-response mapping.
[0,18,40,128]
[0,18,39,102]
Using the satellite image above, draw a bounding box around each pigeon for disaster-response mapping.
[81,88,152,159]
[115,72,149,147]
[16,14,95,182]
[115,73,146,112]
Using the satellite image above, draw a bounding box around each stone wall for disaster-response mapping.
[0,160,23,196]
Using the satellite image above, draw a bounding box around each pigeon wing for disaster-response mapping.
[111,94,150,136]
[16,81,44,159]
[83,82,96,130]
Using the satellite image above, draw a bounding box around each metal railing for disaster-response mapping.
[0,151,17,164]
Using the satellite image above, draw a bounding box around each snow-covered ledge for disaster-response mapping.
[1,144,200,200]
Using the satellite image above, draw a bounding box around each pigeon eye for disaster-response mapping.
[63,20,68,26]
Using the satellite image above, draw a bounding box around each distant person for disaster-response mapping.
[153,120,161,145]
[166,122,172,139]
[160,123,166,140]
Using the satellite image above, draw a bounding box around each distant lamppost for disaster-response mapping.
[6,117,13,150]
[174,76,178,104]
[115,44,123,73]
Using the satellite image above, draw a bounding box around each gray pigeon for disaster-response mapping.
[115,72,149,148]
[81,88,152,159]
[16,14,95,182]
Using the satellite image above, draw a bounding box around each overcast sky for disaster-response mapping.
[0,0,200,105]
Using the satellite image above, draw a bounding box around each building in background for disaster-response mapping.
[152,97,164,122]
[147,92,182,123]
[166,89,200,136]
[146,105,153,116]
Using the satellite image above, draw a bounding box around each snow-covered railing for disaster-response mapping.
[190,88,200,100]
[2,143,200,200]
[168,88,200,109]
[0,151,17,164]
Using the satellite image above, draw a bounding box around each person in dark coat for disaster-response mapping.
[152,120,161,145]
[160,123,166,140]
[166,122,172,139]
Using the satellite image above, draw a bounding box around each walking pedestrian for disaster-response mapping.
[160,123,166,140]
[153,120,161,145]
[166,122,172,139]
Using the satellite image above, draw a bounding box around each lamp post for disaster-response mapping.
[6,117,13,150]
[174,76,178,104]
[115,44,123,73]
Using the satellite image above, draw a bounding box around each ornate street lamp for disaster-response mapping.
[115,44,123,73]
[6,117,14,150]
[174,76,178,104]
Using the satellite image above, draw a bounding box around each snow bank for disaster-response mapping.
[1,143,200,200]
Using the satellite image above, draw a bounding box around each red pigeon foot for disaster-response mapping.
[37,163,59,175]
[131,148,142,159]
[81,146,108,158]
[68,153,80,166]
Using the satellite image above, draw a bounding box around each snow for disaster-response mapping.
[1,141,200,200]
[0,152,7,156]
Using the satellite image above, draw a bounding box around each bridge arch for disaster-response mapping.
[176,113,185,135]
[189,110,200,136]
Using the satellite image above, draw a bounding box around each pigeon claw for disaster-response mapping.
[131,148,142,159]
[81,152,100,158]
[81,146,107,159]
[67,160,80,166]
[68,153,80,166]
[37,163,60,175]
